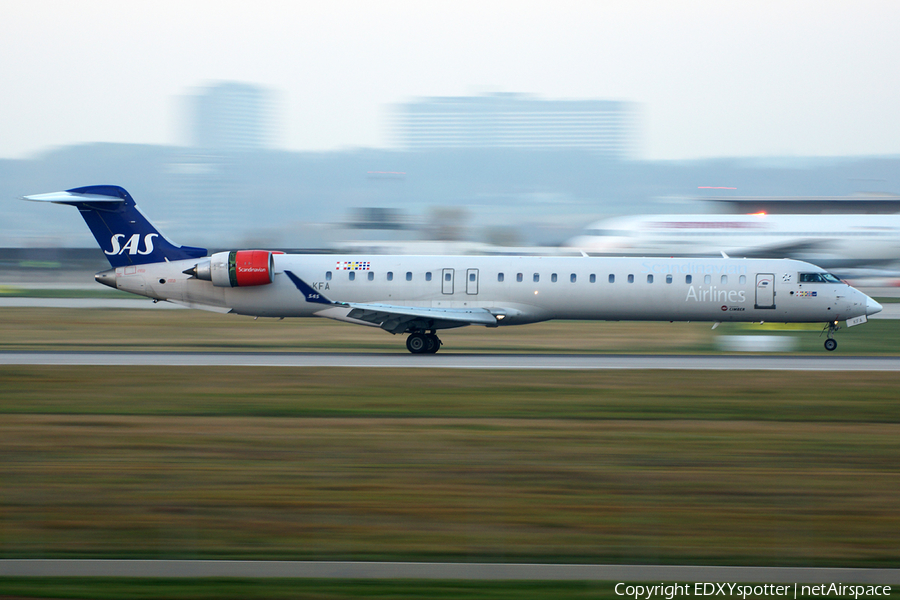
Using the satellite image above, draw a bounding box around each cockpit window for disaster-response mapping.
[799,272,842,283]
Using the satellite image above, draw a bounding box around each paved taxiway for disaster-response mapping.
[3,351,900,370]
[1,560,898,583]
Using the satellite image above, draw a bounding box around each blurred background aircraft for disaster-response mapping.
[566,209,900,282]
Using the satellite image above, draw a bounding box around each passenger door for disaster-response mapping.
[755,273,775,309]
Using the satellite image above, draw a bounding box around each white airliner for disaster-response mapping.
[567,213,900,270]
[26,186,882,353]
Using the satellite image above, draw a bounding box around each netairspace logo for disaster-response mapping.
[614,583,893,600]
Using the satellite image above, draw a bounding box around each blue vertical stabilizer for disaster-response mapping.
[24,185,207,268]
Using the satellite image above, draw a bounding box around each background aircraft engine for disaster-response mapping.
[192,250,275,287]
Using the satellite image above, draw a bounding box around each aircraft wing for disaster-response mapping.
[343,303,497,333]
[284,270,497,333]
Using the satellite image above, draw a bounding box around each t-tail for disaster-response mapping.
[24,185,207,267]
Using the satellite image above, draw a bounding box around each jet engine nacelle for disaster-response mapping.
[189,250,275,287]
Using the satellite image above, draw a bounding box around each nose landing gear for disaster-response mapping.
[822,321,840,351]
[406,330,442,354]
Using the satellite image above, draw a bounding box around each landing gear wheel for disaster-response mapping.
[822,321,841,352]
[406,333,428,354]
[425,333,441,354]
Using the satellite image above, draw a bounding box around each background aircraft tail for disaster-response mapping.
[24,185,207,268]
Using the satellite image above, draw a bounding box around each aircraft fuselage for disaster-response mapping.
[106,254,874,326]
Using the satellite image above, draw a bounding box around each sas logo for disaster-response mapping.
[105,233,159,256]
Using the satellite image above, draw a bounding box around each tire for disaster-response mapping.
[425,334,440,354]
[406,333,428,354]
[824,338,837,352]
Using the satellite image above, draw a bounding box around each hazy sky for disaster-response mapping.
[3,0,899,160]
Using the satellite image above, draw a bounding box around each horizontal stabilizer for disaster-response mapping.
[167,300,234,314]
[23,191,125,204]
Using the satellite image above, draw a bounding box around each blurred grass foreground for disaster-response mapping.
[2,363,899,567]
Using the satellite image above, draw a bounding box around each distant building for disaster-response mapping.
[392,93,638,157]
[191,82,274,151]
[706,194,900,214]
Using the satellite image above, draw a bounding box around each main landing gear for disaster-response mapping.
[406,331,442,354]
[822,321,840,352]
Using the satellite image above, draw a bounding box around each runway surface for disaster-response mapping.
[3,351,900,370]
[1,560,898,583]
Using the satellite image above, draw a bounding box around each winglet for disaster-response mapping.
[284,270,342,305]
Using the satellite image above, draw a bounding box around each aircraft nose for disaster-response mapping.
[866,296,883,316]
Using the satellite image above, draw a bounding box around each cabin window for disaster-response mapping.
[445,272,451,281]
[685,275,692,284]
[517,273,523,282]
[469,273,476,282]
[551,273,558,283]
[533,273,540,282]
[425,272,432,281]
[721,275,728,284]
[666,274,673,284]
[368,272,374,281]
[609,274,615,283]
[627,274,634,283]
[498,273,504,282]
[739,275,746,284]
[326,271,332,281]
[570,273,577,283]
[590,274,596,283]
[704,275,711,284]
[387,271,393,281]
[348,271,355,281]
[647,274,653,283]
[406,272,412,281]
